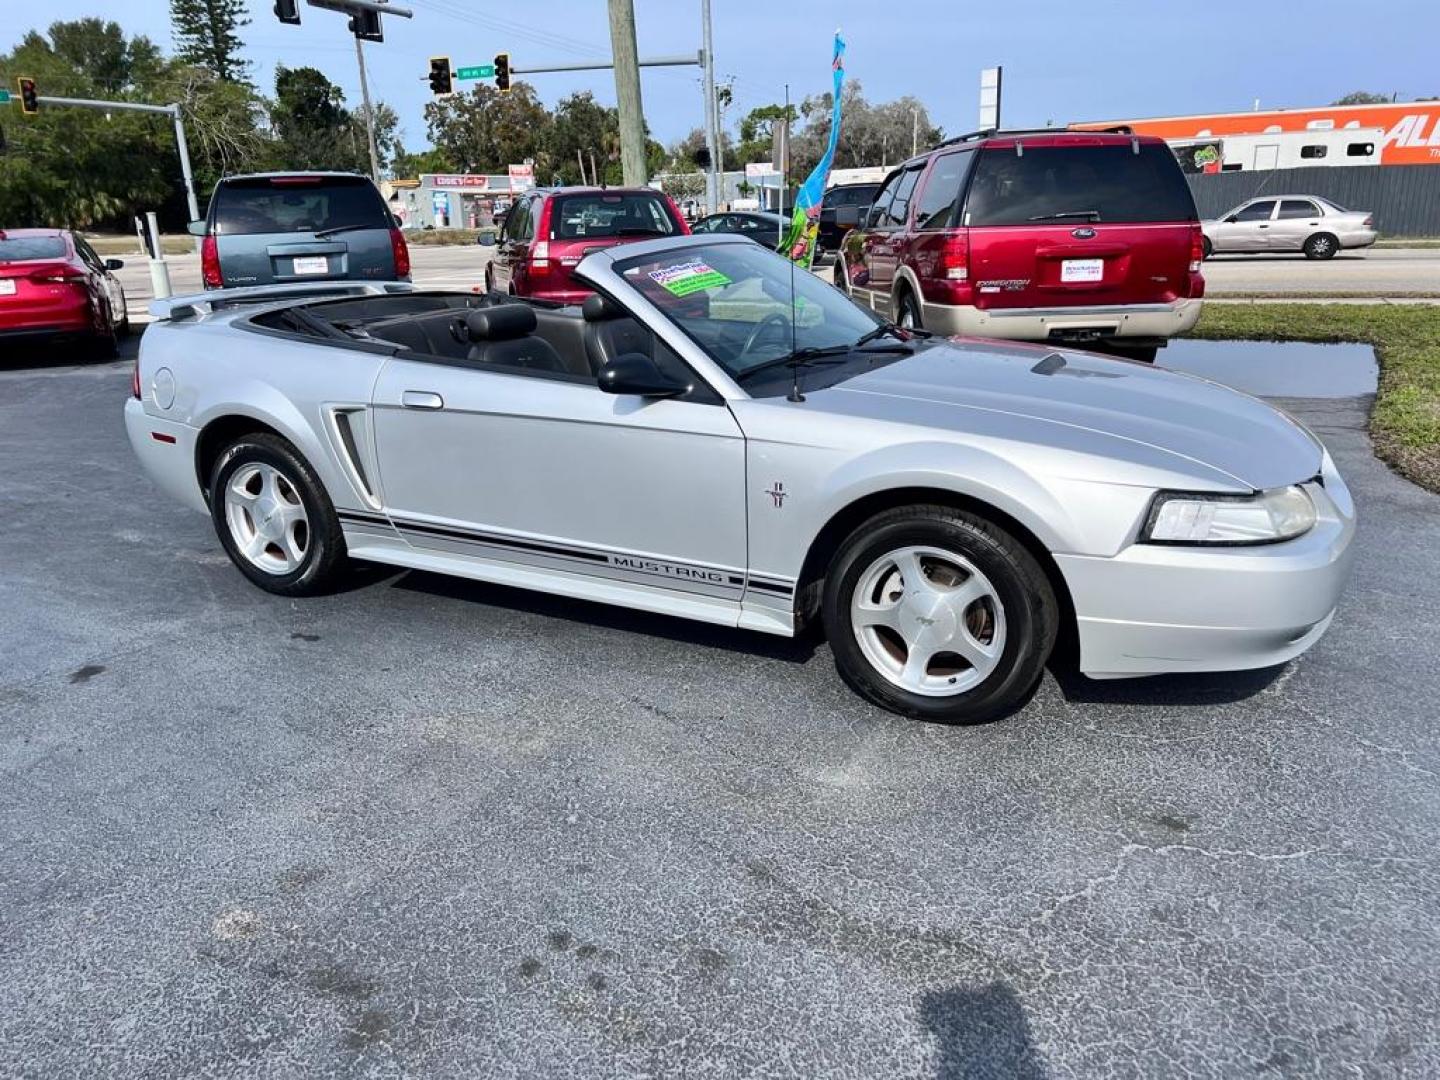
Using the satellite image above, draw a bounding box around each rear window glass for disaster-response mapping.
[549,193,679,240]
[0,237,67,261]
[212,176,389,236]
[964,144,1198,226]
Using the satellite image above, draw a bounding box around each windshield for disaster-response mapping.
[0,237,67,261]
[550,193,680,240]
[614,241,882,379]
[965,144,1198,226]
[212,176,389,236]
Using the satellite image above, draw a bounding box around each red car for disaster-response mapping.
[482,187,689,304]
[0,228,129,357]
[840,130,1205,361]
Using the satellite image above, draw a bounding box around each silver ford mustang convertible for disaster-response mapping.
[125,234,1356,724]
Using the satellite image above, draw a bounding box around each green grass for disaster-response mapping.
[1373,237,1440,249]
[1190,303,1440,492]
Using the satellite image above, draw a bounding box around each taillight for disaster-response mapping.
[530,240,551,269]
[389,227,410,278]
[30,269,86,283]
[1363,215,1374,228]
[131,355,141,399]
[1189,226,1205,273]
[201,234,222,288]
[939,233,968,281]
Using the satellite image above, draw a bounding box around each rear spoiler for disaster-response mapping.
[149,281,415,322]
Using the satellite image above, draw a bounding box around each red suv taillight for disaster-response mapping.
[389,227,410,278]
[1189,226,1205,273]
[200,234,222,288]
[939,234,969,282]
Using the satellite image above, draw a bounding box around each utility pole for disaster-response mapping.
[700,0,720,213]
[911,108,919,158]
[607,0,648,186]
[354,34,381,183]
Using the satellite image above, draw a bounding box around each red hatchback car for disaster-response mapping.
[841,130,1205,361]
[0,228,129,357]
[483,187,689,304]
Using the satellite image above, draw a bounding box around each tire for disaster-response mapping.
[894,287,923,331]
[1304,232,1339,260]
[1202,236,1213,259]
[87,324,119,361]
[209,433,349,596]
[822,505,1058,725]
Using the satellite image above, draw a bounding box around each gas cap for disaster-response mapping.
[152,367,176,410]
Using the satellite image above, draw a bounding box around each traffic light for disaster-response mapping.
[348,10,383,42]
[17,77,38,115]
[494,53,511,94]
[273,0,301,25]
[427,57,453,97]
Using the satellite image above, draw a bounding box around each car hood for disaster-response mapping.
[816,339,1322,490]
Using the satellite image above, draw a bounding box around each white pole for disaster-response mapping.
[145,211,172,300]
[354,33,381,184]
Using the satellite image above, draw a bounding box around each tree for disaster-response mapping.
[48,18,162,89]
[1331,91,1394,105]
[788,81,942,177]
[735,103,797,167]
[170,0,249,83]
[423,81,550,177]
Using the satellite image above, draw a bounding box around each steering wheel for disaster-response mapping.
[737,313,793,365]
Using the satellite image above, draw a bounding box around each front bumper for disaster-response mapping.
[1057,470,1356,679]
[921,297,1203,343]
[123,399,207,515]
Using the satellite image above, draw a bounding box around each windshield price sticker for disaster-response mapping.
[649,260,732,297]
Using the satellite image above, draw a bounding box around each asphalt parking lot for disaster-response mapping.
[2,334,1438,1077]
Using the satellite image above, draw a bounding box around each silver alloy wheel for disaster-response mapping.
[223,462,310,575]
[896,298,916,329]
[850,545,1007,697]
[1311,236,1333,256]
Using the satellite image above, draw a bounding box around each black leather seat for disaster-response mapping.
[581,293,652,375]
[463,305,567,373]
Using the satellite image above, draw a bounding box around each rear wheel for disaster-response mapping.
[1304,232,1339,260]
[209,433,349,596]
[1202,236,1213,259]
[894,288,923,331]
[822,505,1058,725]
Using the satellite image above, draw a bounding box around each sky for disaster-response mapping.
[4,0,1438,152]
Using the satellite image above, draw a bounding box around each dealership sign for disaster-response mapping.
[508,163,535,192]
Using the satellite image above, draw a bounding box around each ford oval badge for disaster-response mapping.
[1072,226,1096,239]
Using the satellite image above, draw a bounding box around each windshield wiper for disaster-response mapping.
[311,222,375,238]
[1027,209,1102,222]
[855,321,932,345]
[737,337,915,383]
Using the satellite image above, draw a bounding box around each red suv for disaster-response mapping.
[483,187,689,304]
[840,130,1204,360]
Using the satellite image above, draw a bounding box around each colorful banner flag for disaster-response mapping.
[782,31,845,268]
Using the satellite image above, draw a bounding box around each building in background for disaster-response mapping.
[1073,101,1440,168]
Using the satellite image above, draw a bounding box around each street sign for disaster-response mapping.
[456,65,495,80]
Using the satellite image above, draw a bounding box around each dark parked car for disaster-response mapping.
[0,228,128,358]
[190,172,410,289]
[840,130,1205,361]
[690,211,788,248]
[481,187,689,304]
[817,182,883,255]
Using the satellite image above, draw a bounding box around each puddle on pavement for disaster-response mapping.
[1158,339,1378,398]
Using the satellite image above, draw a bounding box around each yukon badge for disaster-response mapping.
[766,482,787,508]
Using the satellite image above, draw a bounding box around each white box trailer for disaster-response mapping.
[1170,127,1384,173]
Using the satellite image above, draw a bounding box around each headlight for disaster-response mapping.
[1142,486,1317,546]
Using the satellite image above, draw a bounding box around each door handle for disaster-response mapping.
[402,391,444,410]
[1258,224,1269,229]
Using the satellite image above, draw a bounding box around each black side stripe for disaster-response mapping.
[338,510,794,596]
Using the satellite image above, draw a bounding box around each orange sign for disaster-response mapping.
[1074,102,1440,165]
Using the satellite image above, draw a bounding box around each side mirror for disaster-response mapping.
[477,233,498,247]
[104,258,125,271]
[1224,216,1238,224]
[186,220,207,236]
[598,352,688,398]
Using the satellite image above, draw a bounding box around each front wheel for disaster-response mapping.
[822,506,1058,725]
[209,433,349,596]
